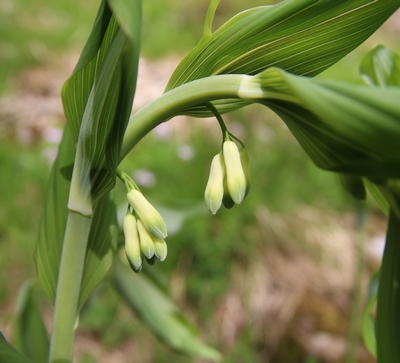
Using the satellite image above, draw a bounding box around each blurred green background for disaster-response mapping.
[0,0,399,362]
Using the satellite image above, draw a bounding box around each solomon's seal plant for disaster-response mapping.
[2,0,400,362]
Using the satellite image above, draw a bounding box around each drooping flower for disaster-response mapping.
[223,140,247,204]
[123,213,142,272]
[127,189,167,239]
[204,153,225,214]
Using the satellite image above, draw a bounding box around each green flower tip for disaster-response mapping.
[223,140,247,204]
[127,189,168,239]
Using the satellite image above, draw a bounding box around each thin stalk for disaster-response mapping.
[119,74,247,161]
[48,211,92,363]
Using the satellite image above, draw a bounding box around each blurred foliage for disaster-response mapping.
[0,140,49,302]
[0,0,99,93]
[0,0,280,93]
[1,0,399,362]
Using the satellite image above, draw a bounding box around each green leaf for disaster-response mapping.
[201,0,220,39]
[340,174,366,200]
[0,332,33,363]
[113,254,222,362]
[167,0,400,116]
[13,281,49,362]
[244,67,400,178]
[362,272,379,358]
[62,0,141,214]
[376,210,400,362]
[35,126,119,307]
[363,178,390,216]
[36,0,141,306]
[35,126,74,304]
[78,192,118,309]
[360,44,400,87]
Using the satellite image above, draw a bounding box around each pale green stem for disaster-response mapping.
[48,211,92,363]
[120,74,247,161]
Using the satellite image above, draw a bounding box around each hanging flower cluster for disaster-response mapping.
[204,138,250,214]
[118,107,250,272]
[121,176,168,272]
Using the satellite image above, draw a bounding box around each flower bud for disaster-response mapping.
[127,189,167,239]
[204,153,225,214]
[223,141,247,204]
[137,219,156,259]
[123,213,142,272]
[154,238,168,261]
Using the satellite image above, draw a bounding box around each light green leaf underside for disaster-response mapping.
[113,255,222,362]
[167,0,400,101]
[63,0,141,212]
[35,126,74,304]
[35,0,141,305]
[35,127,119,307]
[254,67,400,178]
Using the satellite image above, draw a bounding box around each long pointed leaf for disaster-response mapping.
[113,255,222,362]
[13,281,49,362]
[0,333,33,363]
[242,67,400,178]
[63,0,141,213]
[36,0,141,306]
[35,126,74,303]
[166,0,400,116]
[35,126,119,307]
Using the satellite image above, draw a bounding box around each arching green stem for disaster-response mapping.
[120,75,246,161]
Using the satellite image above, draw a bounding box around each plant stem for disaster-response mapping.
[119,74,246,161]
[48,211,92,363]
[376,209,400,362]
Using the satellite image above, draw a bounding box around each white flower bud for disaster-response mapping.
[137,219,155,259]
[204,153,225,214]
[123,214,142,272]
[127,189,167,239]
[223,140,247,204]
